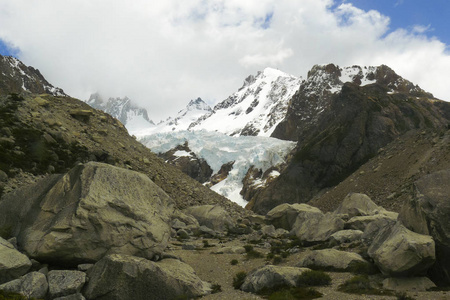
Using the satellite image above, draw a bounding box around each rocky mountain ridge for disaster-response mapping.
[0,55,66,97]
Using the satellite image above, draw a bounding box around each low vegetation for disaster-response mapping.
[232,271,247,289]
[258,286,322,300]
[297,270,332,287]
[338,275,392,296]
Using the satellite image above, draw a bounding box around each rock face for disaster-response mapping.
[0,162,174,265]
[183,205,235,232]
[84,254,212,300]
[0,237,32,284]
[368,222,435,276]
[399,169,450,284]
[248,64,449,214]
[297,249,370,271]
[159,142,213,183]
[240,265,310,293]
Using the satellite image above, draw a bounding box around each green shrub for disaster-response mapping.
[243,245,254,252]
[348,261,379,275]
[244,244,263,259]
[266,252,275,260]
[211,283,222,294]
[297,270,332,287]
[232,271,247,289]
[258,286,322,300]
[272,255,283,265]
[230,259,239,265]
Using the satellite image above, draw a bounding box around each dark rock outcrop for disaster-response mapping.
[249,64,449,214]
[159,142,213,183]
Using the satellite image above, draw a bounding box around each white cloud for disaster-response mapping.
[0,0,448,121]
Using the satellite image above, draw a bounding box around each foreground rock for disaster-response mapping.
[368,222,435,276]
[84,254,212,300]
[0,237,32,284]
[0,162,174,265]
[0,271,47,299]
[184,205,235,232]
[48,270,86,298]
[335,193,384,217]
[240,265,311,293]
[400,169,450,284]
[297,249,371,272]
[382,277,436,292]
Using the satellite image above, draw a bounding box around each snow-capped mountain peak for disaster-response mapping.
[189,68,302,137]
[86,93,154,132]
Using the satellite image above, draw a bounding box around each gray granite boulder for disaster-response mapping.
[0,237,32,284]
[0,162,174,265]
[0,271,48,299]
[48,270,86,298]
[297,249,371,271]
[184,205,235,232]
[84,254,211,300]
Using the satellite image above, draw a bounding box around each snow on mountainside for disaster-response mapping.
[87,93,154,132]
[136,98,212,135]
[139,130,296,206]
[0,55,66,97]
[189,68,302,137]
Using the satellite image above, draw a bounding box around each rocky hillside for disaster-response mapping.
[0,55,66,97]
[86,93,154,132]
[247,64,450,214]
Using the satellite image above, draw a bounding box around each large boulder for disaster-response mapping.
[297,249,370,272]
[0,237,32,284]
[399,169,450,284]
[266,203,322,231]
[382,277,436,292]
[335,193,383,217]
[183,205,235,232]
[240,265,311,293]
[0,162,174,265]
[0,271,48,299]
[291,210,344,242]
[84,254,212,300]
[345,212,398,231]
[368,222,435,276]
[328,229,363,245]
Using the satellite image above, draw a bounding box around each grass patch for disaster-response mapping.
[232,271,247,289]
[258,286,322,300]
[272,255,283,265]
[0,290,41,300]
[202,240,214,248]
[338,275,392,296]
[395,291,416,300]
[243,244,263,259]
[230,259,239,265]
[297,270,331,287]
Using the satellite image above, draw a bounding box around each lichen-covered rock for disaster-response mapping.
[368,222,435,276]
[266,203,322,231]
[297,249,370,271]
[0,271,48,299]
[184,205,235,232]
[0,237,32,284]
[48,270,86,298]
[84,254,211,300]
[240,265,311,293]
[0,162,174,265]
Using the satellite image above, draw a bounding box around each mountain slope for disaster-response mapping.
[246,64,450,214]
[0,56,244,216]
[188,68,301,137]
[0,55,66,96]
[87,93,154,132]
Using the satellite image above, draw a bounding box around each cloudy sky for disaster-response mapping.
[0,0,449,121]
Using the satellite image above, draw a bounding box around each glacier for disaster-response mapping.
[138,130,296,207]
